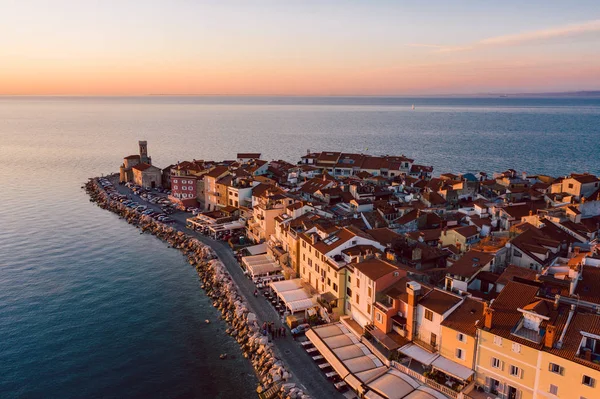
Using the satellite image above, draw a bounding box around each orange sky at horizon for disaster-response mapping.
[2,1,600,95]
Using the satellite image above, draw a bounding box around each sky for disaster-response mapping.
[1,0,600,95]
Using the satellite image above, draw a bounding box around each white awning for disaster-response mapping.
[306,329,350,379]
[286,297,317,312]
[403,386,447,399]
[246,242,267,255]
[270,278,302,293]
[431,356,474,381]
[399,343,440,366]
[245,262,281,277]
[279,288,311,303]
[363,369,419,399]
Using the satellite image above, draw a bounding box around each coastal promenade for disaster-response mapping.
[112,180,346,399]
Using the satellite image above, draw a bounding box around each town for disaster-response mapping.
[116,141,600,399]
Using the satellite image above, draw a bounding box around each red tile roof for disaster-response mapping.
[441,297,485,336]
[352,258,399,281]
[446,250,495,279]
[419,289,462,315]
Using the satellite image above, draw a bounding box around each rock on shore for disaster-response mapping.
[85,179,312,399]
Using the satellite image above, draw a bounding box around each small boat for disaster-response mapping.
[412,104,415,110]
[205,319,210,324]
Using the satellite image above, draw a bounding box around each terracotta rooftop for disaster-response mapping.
[352,258,399,281]
[419,289,462,315]
[446,250,495,279]
[441,297,484,337]
[131,162,153,171]
[574,265,600,304]
[237,152,261,159]
[366,228,402,247]
[497,264,539,286]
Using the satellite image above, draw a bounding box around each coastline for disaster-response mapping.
[84,177,315,399]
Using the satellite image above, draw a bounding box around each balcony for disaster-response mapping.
[414,337,437,353]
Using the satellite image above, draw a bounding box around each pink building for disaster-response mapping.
[170,175,198,208]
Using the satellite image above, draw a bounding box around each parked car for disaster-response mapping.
[291,324,311,336]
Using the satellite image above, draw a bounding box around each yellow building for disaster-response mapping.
[537,312,600,399]
[298,226,386,318]
[440,297,484,372]
[475,281,548,399]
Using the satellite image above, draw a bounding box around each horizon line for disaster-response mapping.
[2,90,600,98]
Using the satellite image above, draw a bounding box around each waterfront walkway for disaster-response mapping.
[112,181,346,399]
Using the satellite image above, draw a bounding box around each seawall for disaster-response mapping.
[85,178,312,399]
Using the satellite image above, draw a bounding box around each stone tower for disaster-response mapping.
[139,140,151,164]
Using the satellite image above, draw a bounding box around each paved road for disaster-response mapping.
[112,181,345,399]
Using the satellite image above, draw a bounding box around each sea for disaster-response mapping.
[0,96,599,399]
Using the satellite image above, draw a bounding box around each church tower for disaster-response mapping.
[139,140,151,164]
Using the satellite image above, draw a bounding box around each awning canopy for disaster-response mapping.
[246,243,267,255]
[279,288,311,303]
[399,343,440,366]
[403,386,447,399]
[286,297,318,312]
[270,279,303,293]
[363,369,420,399]
[431,356,474,381]
[306,329,351,379]
[242,254,282,277]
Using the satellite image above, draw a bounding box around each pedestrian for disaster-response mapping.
[281,326,286,338]
[254,289,258,297]
[270,329,275,340]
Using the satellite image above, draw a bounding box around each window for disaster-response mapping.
[549,384,558,395]
[303,254,305,261]
[424,309,433,321]
[368,287,372,297]
[302,267,305,275]
[549,363,563,375]
[568,183,574,189]
[357,278,360,288]
[393,271,399,277]
[333,283,338,292]
[582,375,595,387]
[308,259,312,267]
[367,304,371,314]
[347,287,352,297]
[457,332,466,342]
[173,185,178,190]
[491,357,503,370]
[356,294,360,304]
[513,249,522,258]
[376,312,382,322]
[456,348,464,360]
[493,336,503,346]
[512,343,521,353]
[509,365,522,378]
[327,278,331,286]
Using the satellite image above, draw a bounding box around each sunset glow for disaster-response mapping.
[2,0,600,95]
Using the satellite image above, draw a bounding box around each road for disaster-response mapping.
[112,180,346,399]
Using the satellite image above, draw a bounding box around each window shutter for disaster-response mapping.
[519,368,524,379]
[515,390,522,399]
[490,358,494,368]
[501,360,505,371]
[560,366,564,376]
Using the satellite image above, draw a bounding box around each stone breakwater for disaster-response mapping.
[85,179,312,399]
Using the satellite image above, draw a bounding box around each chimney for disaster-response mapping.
[545,324,557,348]
[483,302,494,330]
[406,281,421,341]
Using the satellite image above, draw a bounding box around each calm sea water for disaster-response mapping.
[0,96,599,398]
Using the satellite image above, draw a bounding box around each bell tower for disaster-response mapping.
[139,140,151,164]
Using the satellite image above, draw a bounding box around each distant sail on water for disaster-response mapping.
[412,104,415,110]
